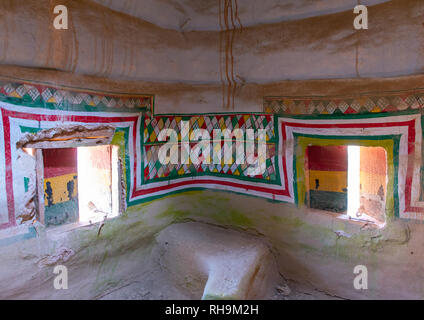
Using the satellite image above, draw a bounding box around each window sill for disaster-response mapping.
[306,207,385,229]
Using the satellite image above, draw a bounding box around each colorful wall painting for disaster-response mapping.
[1,81,424,231]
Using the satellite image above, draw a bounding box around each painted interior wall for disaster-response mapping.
[0,0,423,300]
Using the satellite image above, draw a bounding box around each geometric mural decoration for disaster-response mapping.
[143,114,277,183]
[264,90,424,115]
[0,81,154,114]
[137,113,289,203]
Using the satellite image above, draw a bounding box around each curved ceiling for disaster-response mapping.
[1,0,422,87]
[92,0,391,31]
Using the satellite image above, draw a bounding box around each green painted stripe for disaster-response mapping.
[112,127,131,206]
[19,126,43,134]
[0,96,148,113]
[0,76,155,97]
[45,198,78,227]
[309,190,347,213]
[127,187,290,208]
[24,177,30,193]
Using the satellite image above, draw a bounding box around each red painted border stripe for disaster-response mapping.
[1,109,15,228]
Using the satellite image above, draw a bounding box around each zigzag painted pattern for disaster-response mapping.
[0,81,154,112]
[264,91,424,115]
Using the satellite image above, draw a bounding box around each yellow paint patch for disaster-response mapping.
[308,170,347,193]
[10,91,22,98]
[44,173,78,206]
